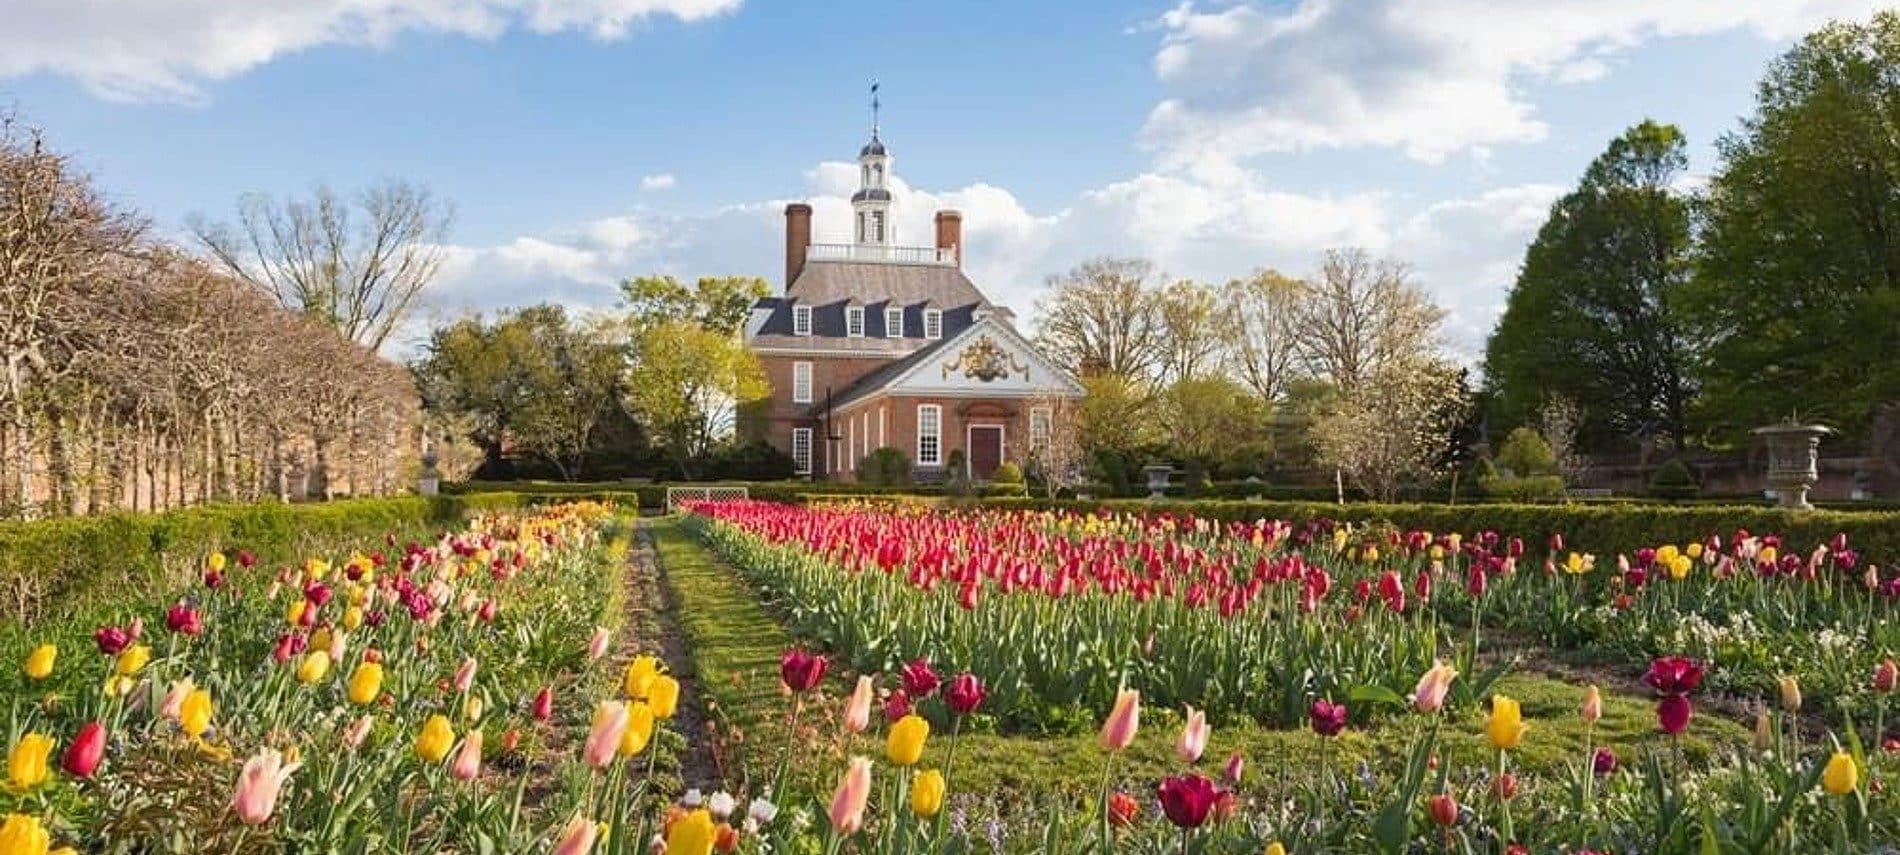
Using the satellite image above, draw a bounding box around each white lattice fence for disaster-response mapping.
[664,485,750,512]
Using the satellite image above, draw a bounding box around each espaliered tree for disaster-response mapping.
[0,117,417,517]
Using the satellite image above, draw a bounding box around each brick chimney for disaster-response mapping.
[934,209,963,268]
[784,203,813,289]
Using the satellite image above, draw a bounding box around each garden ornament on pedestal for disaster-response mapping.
[1752,421,1832,510]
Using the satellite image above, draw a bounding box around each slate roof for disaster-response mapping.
[748,259,995,341]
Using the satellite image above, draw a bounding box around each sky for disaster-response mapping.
[2,0,1886,359]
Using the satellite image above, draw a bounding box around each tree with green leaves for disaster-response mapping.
[1482,120,1695,451]
[413,305,628,480]
[621,320,767,479]
[1686,12,1900,444]
[619,274,769,335]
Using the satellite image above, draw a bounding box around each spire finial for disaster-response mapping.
[870,80,881,138]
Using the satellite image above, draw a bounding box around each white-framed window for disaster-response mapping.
[791,428,813,475]
[870,211,886,243]
[923,308,943,340]
[792,362,813,404]
[846,306,865,337]
[1030,407,1052,451]
[885,307,904,338]
[792,305,812,336]
[917,404,942,467]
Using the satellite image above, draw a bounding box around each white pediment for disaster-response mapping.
[883,318,1084,399]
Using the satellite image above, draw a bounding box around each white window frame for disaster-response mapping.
[871,210,886,243]
[923,308,943,340]
[792,362,813,404]
[1029,407,1052,451]
[791,428,813,475]
[792,305,812,336]
[916,404,942,467]
[846,306,865,337]
[885,307,904,338]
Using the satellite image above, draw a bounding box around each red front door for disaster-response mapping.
[969,426,1003,479]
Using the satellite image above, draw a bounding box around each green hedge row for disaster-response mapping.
[0,493,544,627]
[980,497,1900,559]
[446,480,946,509]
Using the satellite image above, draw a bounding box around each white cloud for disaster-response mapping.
[1392,184,1567,358]
[1143,0,1879,164]
[0,0,742,102]
[639,173,677,191]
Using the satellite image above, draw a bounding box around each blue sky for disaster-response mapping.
[2,0,1883,355]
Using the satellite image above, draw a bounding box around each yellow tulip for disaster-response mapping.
[1265,844,1288,855]
[115,645,151,677]
[886,714,929,767]
[207,552,227,573]
[180,689,214,739]
[343,606,365,631]
[22,644,55,680]
[1686,542,1704,560]
[1823,751,1859,795]
[416,714,455,763]
[296,650,332,684]
[310,628,333,654]
[1564,552,1587,574]
[7,733,55,791]
[1486,695,1525,751]
[102,675,135,698]
[348,662,384,705]
[623,656,660,700]
[286,600,307,626]
[0,813,51,855]
[665,808,715,855]
[648,675,680,719]
[619,702,656,757]
[1759,546,1778,564]
[910,769,946,817]
[464,696,484,722]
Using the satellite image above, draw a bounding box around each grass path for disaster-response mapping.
[645,515,1751,804]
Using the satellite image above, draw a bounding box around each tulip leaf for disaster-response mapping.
[1348,684,1406,708]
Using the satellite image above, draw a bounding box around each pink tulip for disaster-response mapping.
[532,686,555,722]
[843,676,874,735]
[1581,685,1603,724]
[1175,705,1209,764]
[1100,688,1141,751]
[450,730,483,781]
[587,627,611,660]
[1221,750,1245,787]
[343,715,374,751]
[1412,661,1459,714]
[584,702,629,769]
[829,757,873,834]
[552,815,599,855]
[453,657,478,693]
[231,748,301,825]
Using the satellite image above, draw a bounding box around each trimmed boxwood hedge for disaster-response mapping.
[980,497,1900,560]
[0,493,538,626]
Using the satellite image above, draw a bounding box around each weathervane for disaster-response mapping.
[870,80,881,137]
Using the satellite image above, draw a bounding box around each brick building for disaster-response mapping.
[743,124,1083,482]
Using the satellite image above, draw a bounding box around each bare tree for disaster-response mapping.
[1222,268,1306,402]
[1024,392,1086,498]
[1033,257,1166,381]
[191,181,453,352]
[1537,395,1587,485]
[1153,279,1229,384]
[1295,248,1444,391]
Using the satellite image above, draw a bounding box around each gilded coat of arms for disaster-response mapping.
[942,335,1028,382]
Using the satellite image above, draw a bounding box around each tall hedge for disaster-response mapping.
[981,497,1900,560]
[0,493,534,627]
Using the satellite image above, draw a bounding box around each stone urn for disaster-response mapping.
[418,431,441,497]
[1143,464,1174,500]
[1752,422,1833,510]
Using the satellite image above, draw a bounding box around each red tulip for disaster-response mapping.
[166,602,203,636]
[1875,658,1898,694]
[1221,750,1244,787]
[957,582,980,611]
[1107,791,1140,829]
[883,688,913,723]
[899,659,941,697]
[1493,771,1519,801]
[1309,699,1347,737]
[1657,694,1693,735]
[1157,774,1219,829]
[304,582,333,608]
[1593,747,1617,777]
[1643,657,1705,695]
[62,721,107,778]
[94,625,131,656]
[531,685,554,722]
[944,673,986,715]
[236,549,257,568]
[1427,793,1459,827]
[272,632,306,664]
[779,649,827,693]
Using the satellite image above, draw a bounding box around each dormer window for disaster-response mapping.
[793,305,812,336]
[885,307,904,338]
[846,306,865,338]
[923,308,942,340]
